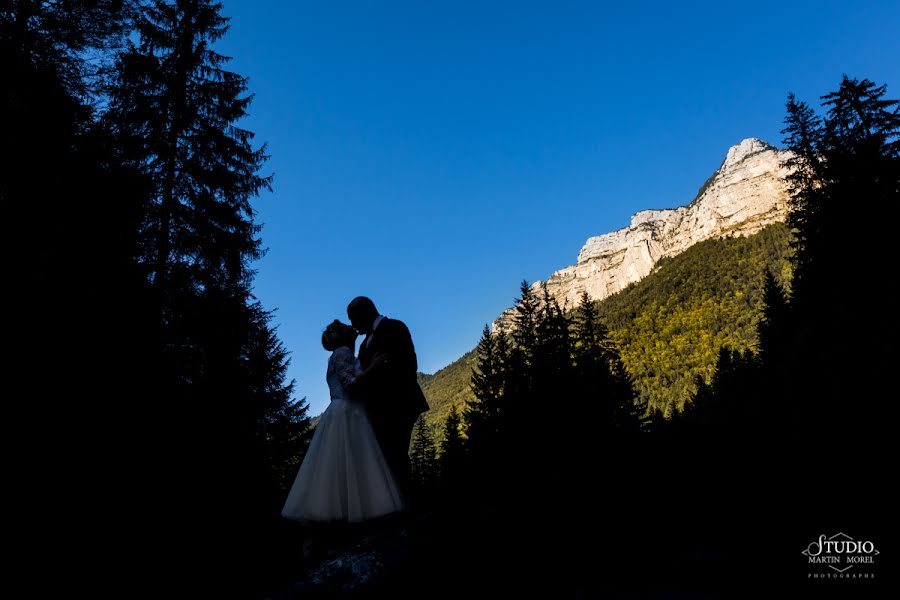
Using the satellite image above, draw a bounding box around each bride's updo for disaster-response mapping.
[322,320,356,351]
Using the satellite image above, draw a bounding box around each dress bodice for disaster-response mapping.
[327,346,361,401]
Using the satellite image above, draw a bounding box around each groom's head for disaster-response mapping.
[348,296,379,334]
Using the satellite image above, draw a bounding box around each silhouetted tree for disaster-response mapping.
[106,0,272,295]
[438,405,466,487]
[504,280,541,434]
[410,414,438,490]
[465,324,506,463]
[689,76,897,448]
[756,270,789,365]
[246,302,313,497]
[1,1,137,100]
[781,94,827,315]
[573,291,644,435]
[535,283,574,387]
[98,2,308,595]
[778,76,898,441]
[681,346,759,432]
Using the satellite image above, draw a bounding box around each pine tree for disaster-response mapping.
[244,302,313,496]
[1,1,137,100]
[573,291,605,375]
[776,75,897,550]
[466,324,505,461]
[781,93,826,312]
[756,269,789,366]
[779,77,899,443]
[822,77,900,154]
[819,77,899,295]
[505,280,541,420]
[535,282,573,387]
[410,415,438,490]
[100,4,306,594]
[783,77,899,321]
[573,291,643,434]
[106,0,272,295]
[438,405,466,487]
[511,280,541,367]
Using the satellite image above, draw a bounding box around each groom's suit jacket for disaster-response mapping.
[357,317,429,429]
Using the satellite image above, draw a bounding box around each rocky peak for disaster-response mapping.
[492,138,792,333]
[721,137,775,171]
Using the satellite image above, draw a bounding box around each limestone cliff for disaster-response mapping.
[493,138,792,331]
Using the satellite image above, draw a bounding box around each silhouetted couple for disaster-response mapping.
[281,297,429,523]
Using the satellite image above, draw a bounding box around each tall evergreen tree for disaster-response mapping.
[438,405,466,487]
[410,415,438,491]
[572,291,606,377]
[505,280,541,421]
[511,280,541,367]
[466,324,506,461]
[822,77,900,155]
[245,302,313,497]
[756,269,789,367]
[535,282,574,386]
[532,284,574,456]
[106,0,272,295]
[100,3,308,594]
[781,93,826,311]
[781,77,898,441]
[572,291,643,435]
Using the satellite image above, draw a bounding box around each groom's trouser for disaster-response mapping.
[375,413,416,499]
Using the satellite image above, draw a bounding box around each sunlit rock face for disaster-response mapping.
[492,138,792,332]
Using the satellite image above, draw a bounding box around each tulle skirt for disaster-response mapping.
[281,397,405,523]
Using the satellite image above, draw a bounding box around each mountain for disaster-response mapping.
[421,222,791,423]
[420,139,794,426]
[493,138,791,331]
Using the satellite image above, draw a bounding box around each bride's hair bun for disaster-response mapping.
[322,320,353,351]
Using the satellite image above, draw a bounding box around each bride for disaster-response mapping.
[281,320,405,523]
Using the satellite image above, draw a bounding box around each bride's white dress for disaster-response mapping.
[281,346,405,523]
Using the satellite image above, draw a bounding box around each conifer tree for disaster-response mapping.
[505,280,541,418]
[511,280,540,366]
[573,291,643,434]
[781,94,827,314]
[466,324,505,460]
[106,0,272,295]
[779,77,898,442]
[1,1,137,100]
[756,269,789,366]
[535,282,573,387]
[100,3,309,593]
[244,302,313,495]
[410,415,438,490]
[438,405,467,486]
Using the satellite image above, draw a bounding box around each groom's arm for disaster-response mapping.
[372,320,417,374]
[348,321,411,392]
[347,350,392,393]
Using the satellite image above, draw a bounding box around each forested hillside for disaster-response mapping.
[420,222,791,423]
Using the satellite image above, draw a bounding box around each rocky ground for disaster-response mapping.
[266,511,433,599]
[264,504,739,600]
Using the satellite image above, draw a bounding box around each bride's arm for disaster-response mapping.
[334,347,361,390]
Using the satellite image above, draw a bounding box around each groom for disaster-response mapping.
[347,297,429,498]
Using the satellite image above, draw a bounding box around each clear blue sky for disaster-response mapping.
[216,0,899,416]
